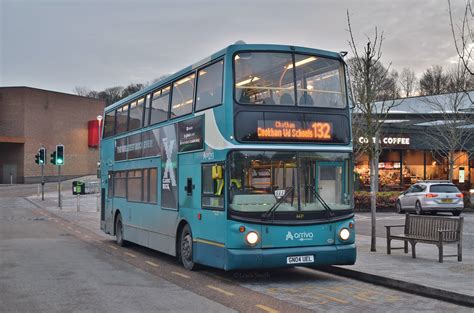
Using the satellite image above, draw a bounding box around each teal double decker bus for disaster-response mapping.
[100,43,356,270]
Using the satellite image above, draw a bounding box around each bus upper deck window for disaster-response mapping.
[234,52,295,106]
[294,54,346,108]
[195,60,223,112]
[171,74,195,118]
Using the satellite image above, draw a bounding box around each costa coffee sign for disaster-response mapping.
[358,136,410,146]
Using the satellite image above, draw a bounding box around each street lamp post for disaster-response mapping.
[96,115,103,156]
[96,115,103,212]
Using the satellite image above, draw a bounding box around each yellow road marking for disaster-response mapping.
[108,245,118,250]
[145,261,159,267]
[207,285,234,296]
[124,252,137,258]
[309,292,348,304]
[256,304,279,313]
[172,271,191,279]
[206,273,233,283]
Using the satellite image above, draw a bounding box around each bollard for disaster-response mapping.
[37,184,40,197]
[96,193,100,212]
[76,194,80,212]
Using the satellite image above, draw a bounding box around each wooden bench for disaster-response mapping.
[385,214,463,263]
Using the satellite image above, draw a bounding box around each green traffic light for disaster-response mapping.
[57,159,63,164]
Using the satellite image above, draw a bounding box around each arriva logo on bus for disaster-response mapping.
[358,136,410,146]
[286,231,314,241]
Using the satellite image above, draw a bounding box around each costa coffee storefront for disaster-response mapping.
[355,134,472,191]
[354,91,474,192]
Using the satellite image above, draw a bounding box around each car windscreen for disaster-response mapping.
[429,184,460,193]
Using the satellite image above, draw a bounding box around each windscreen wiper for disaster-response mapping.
[263,187,294,220]
[306,185,335,217]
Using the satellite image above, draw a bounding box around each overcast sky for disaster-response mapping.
[0,0,468,94]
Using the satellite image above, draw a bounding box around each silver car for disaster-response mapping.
[396,181,464,216]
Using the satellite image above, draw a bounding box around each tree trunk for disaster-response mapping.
[369,155,378,252]
[369,133,381,252]
[448,152,454,182]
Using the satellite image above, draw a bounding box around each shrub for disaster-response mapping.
[354,191,400,212]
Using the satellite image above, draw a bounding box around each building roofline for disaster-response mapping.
[381,89,474,102]
[0,86,105,102]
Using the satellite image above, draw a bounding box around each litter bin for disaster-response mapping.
[72,181,85,195]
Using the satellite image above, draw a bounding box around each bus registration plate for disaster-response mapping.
[287,255,314,264]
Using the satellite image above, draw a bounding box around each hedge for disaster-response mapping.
[354,191,401,212]
[354,191,472,212]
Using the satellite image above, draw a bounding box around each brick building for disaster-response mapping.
[0,87,105,183]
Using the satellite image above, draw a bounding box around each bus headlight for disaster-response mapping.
[339,228,350,241]
[245,231,259,246]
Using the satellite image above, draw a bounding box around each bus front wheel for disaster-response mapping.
[180,224,196,271]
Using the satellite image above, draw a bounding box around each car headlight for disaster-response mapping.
[245,231,259,246]
[339,228,350,241]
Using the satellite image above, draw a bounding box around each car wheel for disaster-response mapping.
[415,201,423,215]
[180,224,196,271]
[452,211,461,216]
[115,213,126,246]
[396,200,404,214]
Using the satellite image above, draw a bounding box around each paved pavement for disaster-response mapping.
[15,179,471,311]
[0,197,234,313]
[351,213,473,299]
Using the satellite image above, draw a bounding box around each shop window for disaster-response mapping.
[402,150,424,186]
[426,152,448,181]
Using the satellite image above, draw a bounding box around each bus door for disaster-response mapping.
[104,170,114,234]
[315,162,345,205]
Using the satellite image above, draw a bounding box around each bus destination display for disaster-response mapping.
[257,120,332,141]
[235,111,349,144]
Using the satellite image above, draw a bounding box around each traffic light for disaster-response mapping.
[50,151,57,165]
[39,148,46,165]
[56,145,64,165]
[35,153,40,164]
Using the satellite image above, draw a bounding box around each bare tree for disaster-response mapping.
[448,0,473,76]
[422,62,474,181]
[98,86,124,106]
[347,10,399,252]
[121,83,145,98]
[73,86,93,97]
[399,68,417,97]
[419,65,450,95]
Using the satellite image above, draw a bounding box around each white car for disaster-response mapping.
[396,181,464,216]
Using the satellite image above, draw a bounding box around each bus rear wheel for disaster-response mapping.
[180,224,196,271]
[115,213,126,247]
